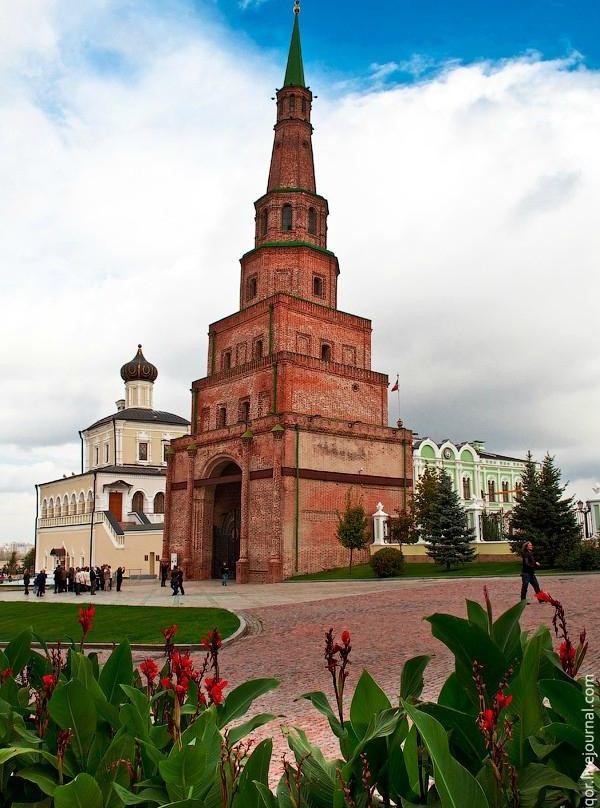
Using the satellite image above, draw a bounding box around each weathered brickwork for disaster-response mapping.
[163,18,413,582]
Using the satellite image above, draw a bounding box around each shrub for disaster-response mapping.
[556,539,600,571]
[370,546,404,577]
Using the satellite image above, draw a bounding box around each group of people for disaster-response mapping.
[22,564,125,596]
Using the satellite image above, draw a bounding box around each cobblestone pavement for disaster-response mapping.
[3,574,596,778]
[208,574,598,769]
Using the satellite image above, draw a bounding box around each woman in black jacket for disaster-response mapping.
[520,541,541,601]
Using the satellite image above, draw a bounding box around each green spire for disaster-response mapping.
[283,2,306,87]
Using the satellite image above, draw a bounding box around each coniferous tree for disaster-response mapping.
[510,453,581,566]
[413,464,441,542]
[21,547,35,572]
[336,489,370,575]
[425,471,476,570]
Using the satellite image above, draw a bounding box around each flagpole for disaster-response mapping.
[396,372,400,423]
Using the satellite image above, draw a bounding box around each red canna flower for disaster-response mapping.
[535,591,558,606]
[559,641,576,665]
[78,605,96,636]
[161,624,178,643]
[41,674,57,693]
[495,692,512,711]
[481,708,496,733]
[205,677,228,706]
[160,676,173,690]
[341,630,351,645]
[200,629,222,650]
[0,667,13,682]
[140,658,159,684]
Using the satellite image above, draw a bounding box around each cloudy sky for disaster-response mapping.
[1,0,599,543]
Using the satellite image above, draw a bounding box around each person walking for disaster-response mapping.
[520,541,541,601]
[160,562,169,587]
[221,562,229,586]
[116,566,124,592]
[23,568,30,596]
[171,566,184,596]
[35,569,47,597]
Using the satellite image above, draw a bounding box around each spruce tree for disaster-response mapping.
[510,453,581,566]
[425,470,476,570]
[413,464,441,542]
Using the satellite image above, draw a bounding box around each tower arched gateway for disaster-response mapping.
[163,4,413,583]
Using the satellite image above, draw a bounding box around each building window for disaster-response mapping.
[488,480,496,503]
[217,406,227,429]
[502,481,510,503]
[247,276,257,299]
[462,477,471,500]
[94,446,99,465]
[321,343,332,361]
[222,351,232,371]
[104,443,109,463]
[138,442,148,461]
[239,399,250,423]
[289,95,296,112]
[308,207,317,235]
[254,338,263,360]
[201,407,210,432]
[282,204,292,231]
[515,482,523,499]
[132,491,144,513]
[162,442,169,462]
[154,492,165,514]
[313,275,324,298]
[260,210,268,237]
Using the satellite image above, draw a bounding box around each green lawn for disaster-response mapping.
[0,603,239,644]
[287,560,579,582]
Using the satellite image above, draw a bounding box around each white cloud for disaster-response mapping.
[1,3,599,541]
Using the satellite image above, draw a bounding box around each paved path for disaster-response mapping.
[2,575,597,776]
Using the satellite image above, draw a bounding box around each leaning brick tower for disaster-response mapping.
[163,2,413,583]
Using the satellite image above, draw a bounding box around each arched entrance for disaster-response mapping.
[211,462,241,579]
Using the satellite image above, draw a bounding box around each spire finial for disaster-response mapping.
[284,1,306,87]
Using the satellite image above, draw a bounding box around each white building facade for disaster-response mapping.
[35,346,190,575]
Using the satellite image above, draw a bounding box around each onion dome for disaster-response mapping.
[120,344,158,383]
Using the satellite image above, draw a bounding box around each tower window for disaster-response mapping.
[308,207,317,235]
[217,406,227,429]
[301,97,307,114]
[282,204,292,231]
[289,95,296,112]
[260,209,268,237]
[247,276,257,299]
[313,275,324,298]
[222,351,232,371]
[239,399,250,423]
[321,343,332,361]
[254,339,263,360]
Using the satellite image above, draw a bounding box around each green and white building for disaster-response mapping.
[413,437,529,543]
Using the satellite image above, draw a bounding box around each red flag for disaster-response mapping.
[391,377,399,392]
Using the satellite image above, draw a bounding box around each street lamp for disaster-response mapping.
[576,500,591,538]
